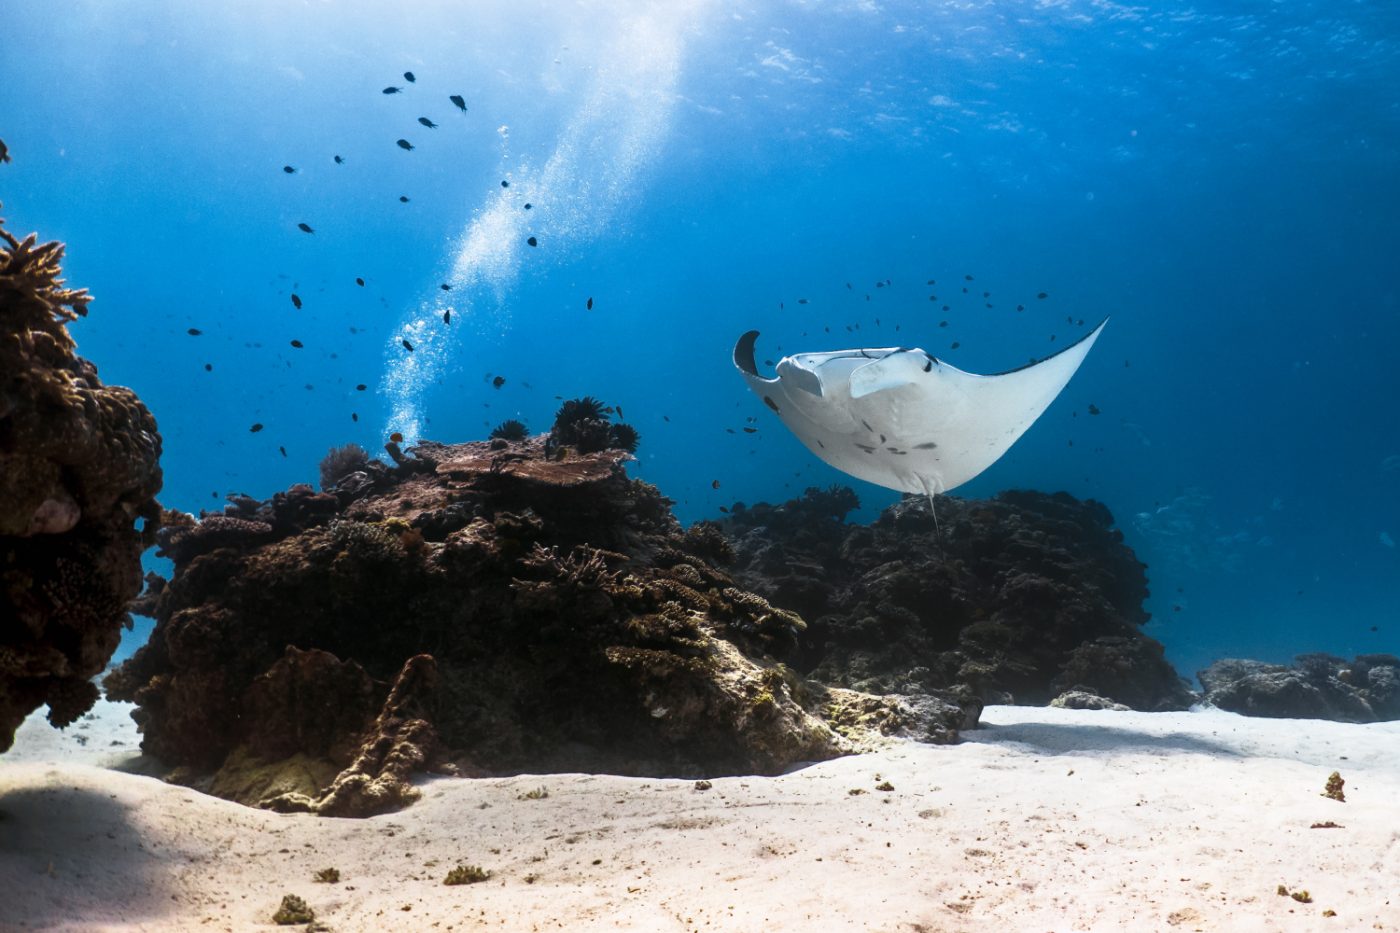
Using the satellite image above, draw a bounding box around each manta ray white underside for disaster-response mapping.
[734,319,1107,496]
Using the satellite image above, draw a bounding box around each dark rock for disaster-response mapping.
[1199,654,1400,722]
[0,216,163,752]
[722,488,1195,712]
[1050,689,1131,712]
[107,436,943,816]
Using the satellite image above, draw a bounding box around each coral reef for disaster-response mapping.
[1198,654,1400,722]
[0,208,162,752]
[108,433,963,817]
[721,487,1195,711]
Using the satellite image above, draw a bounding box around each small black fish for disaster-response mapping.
[403,71,416,83]
[742,427,757,434]
[396,139,414,151]
[527,236,538,247]
[501,180,509,188]
[418,117,438,128]
[399,195,410,203]
[719,506,729,514]
[334,155,344,164]
[290,339,303,348]
[1037,292,1049,299]
[798,298,808,304]
[711,480,721,489]
[0,139,9,164]
[492,375,505,388]
[1087,403,1101,415]
[187,328,202,336]
[402,339,414,351]
[356,384,367,391]
[1017,304,1025,312]
[356,277,365,286]
[204,363,213,371]
[939,321,947,327]
[443,309,451,324]
[250,423,264,433]
[449,94,467,111]
[383,86,402,94]
[291,294,302,309]
[663,415,671,422]
[440,283,452,291]
[283,165,296,174]
[964,274,974,281]
[352,412,359,422]
[298,222,314,233]
[523,203,532,210]
[617,405,624,418]
[951,341,961,349]
[586,296,594,310]
[279,446,288,457]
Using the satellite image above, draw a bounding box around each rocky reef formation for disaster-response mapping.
[1199,654,1400,722]
[0,208,163,752]
[108,413,967,817]
[720,486,1195,712]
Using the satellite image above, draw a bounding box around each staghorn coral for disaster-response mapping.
[1,208,162,752]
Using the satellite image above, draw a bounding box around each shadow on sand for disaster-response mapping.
[0,774,176,929]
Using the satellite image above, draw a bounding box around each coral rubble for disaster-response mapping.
[720,487,1195,711]
[108,431,964,816]
[0,208,162,752]
[1198,653,1400,722]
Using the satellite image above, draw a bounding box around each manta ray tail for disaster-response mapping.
[916,476,943,548]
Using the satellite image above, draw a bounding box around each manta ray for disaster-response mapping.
[734,319,1107,500]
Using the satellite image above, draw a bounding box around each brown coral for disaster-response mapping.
[0,208,162,751]
[108,435,971,815]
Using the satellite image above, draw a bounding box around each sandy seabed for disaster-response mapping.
[1,698,1396,933]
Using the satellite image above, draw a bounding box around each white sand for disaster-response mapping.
[2,700,1397,932]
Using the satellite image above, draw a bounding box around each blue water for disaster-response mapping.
[3,1,1397,680]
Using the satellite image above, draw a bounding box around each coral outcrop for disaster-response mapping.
[108,418,965,817]
[721,486,1195,711]
[1199,654,1400,722]
[0,207,162,752]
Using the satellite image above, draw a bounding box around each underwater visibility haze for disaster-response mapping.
[3,0,1398,679]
